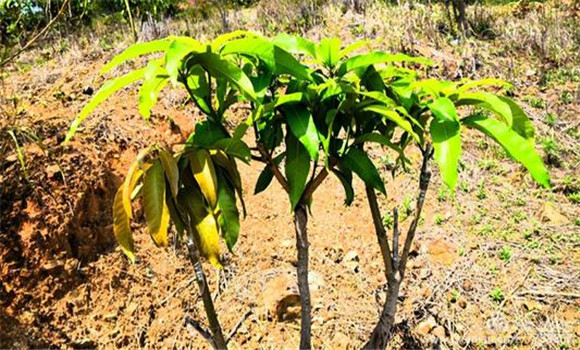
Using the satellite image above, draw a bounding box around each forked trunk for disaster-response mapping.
[362,279,401,350]
[294,203,312,349]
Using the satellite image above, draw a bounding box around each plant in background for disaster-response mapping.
[66,31,549,350]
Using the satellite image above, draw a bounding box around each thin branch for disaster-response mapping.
[256,143,290,193]
[398,143,433,278]
[226,310,252,344]
[185,316,216,348]
[0,0,71,68]
[517,290,580,299]
[365,186,394,281]
[392,208,400,272]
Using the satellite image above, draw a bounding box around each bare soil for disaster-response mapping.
[1,6,579,349]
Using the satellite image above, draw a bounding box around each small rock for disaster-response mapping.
[281,239,294,248]
[262,274,300,322]
[458,297,467,309]
[416,316,437,336]
[5,153,17,163]
[45,164,61,180]
[331,332,351,348]
[344,250,359,262]
[82,86,94,95]
[344,250,360,273]
[427,238,457,265]
[462,279,473,291]
[539,202,569,224]
[432,326,446,338]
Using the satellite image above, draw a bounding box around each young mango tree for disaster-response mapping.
[65,33,265,348]
[332,61,551,347]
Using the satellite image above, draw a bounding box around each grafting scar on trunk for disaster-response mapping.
[362,143,433,350]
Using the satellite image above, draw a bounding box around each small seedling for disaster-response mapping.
[568,192,580,204]
[544,112,558,127]
[435,213,444,225]
[450,289,460,302]
[382,210,393,229]
[498,246,512,262]
[542,138,560,157]
[476,180,487,200]
[560,91,574,104]
[524,96,546,109]
[438,187,448,202]
[458,246,466,257]
[490,287,505,302]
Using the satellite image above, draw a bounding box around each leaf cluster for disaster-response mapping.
[67,31,550,264]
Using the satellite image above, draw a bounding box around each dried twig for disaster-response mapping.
[0,0,71,68]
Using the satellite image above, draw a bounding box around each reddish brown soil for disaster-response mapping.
[1,30,579,350]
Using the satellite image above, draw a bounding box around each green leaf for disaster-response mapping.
[254,153,285,195]
[354,132,404,155]
[272,34,317,58]
[457,78,512,93]
[188,121,228,147]
[211,30,255,51]
[142,160,170,247]
[285,132,311,209]
[101,39,171,74]
[338,52,432,76]
[138,60,169,119]
[65,67,146,144]
[165,37,202,84]
[499,96,535,141]
[339,40,370,59]
[222,38,312,82]
[341,147,385,194]
[455,92,513,127]
[331,168,354,205]
[428,97,462,190]
[362,104,420,143]
[285,105,320,160]
[216,170,240,251]
[462,115,550,188]
[185,65,212,115]
[316,37,341,68]
[186,52,257,102]
[212,138,251,163]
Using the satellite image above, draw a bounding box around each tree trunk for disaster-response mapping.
[362,279,401,350]
[294,203,311,349]
[452,0,468,35]
[185,236,227,349]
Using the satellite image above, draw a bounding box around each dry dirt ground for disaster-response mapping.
[1,4,580,350]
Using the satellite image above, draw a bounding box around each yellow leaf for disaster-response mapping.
[158,149,179,199]
[113,185,135,262]
[122,147,151,218]
[189,148,218,209]
[178,186,222,268]
[142,160,170,247]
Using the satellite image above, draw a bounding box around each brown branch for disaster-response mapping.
[256,143,290,193]
[226,310,252,344]
[185,316,215,348]
[391,208,400,272]
[398,142,433,279]
[365,186,394,281]
[0,0,71,68]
